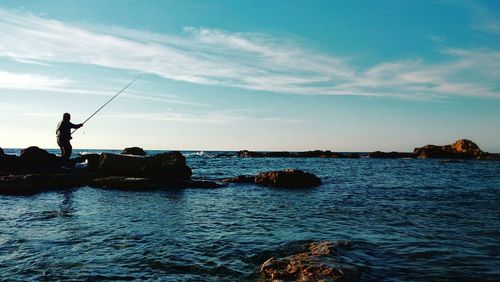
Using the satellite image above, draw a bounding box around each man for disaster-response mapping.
[56,113,83,160]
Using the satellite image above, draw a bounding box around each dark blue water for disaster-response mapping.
[1,149,499,281]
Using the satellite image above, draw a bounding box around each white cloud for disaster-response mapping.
[0,7,498,99]
[0,71,71,91]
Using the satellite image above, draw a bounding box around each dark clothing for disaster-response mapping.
[56,120,82,160]
[57,137,73,160]
[56,120,81,140]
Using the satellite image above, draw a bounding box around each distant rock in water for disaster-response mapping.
[368,151,416,159]
[260,241,357,281]
[122,147,146,156]
[223,169,321,188]
[414,139,485,159]
[237,150,360,158]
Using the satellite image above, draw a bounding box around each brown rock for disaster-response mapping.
[260,241,354,281]
[414,139,485,159]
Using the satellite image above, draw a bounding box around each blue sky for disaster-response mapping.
[0,0,499,151]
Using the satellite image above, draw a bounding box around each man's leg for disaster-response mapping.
[57,138,66,158]
[65,142,73,160]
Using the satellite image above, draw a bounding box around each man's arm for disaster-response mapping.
[70,122,83,129]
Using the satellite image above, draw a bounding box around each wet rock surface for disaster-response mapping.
[122,147,147,156]
[223,169,321,188]
[260,241,356,281]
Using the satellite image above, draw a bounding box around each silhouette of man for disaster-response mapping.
[56,113,83,160]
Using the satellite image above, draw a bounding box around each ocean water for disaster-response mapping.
[0,149,499,281]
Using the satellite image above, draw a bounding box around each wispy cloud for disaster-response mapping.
[0,7,498,99]
[0,71,71,91]
[463,1,500,34]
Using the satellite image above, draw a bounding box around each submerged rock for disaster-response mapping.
[223,169,321,188]
[414,139,484,159]
[260,241,355,281]
[122,147,146,156]
[92,176,151,190]
[221,175,255,184]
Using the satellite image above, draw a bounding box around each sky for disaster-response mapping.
[0,0,499,152]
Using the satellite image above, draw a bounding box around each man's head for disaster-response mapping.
[63,113,71,122]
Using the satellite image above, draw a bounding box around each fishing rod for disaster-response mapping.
[72,74,142,135]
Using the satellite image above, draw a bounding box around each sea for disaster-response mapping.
[0,149,499,281]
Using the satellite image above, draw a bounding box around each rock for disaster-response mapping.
[414,139,485,159]
[0,147,3,157]
[368,151,416,159]
[0,155,24,173]
[122,147,146,156]
[260,241,355,281]
[20,146,63,169]
[0,172,99,195]
[98,151,192,180]
[255,169,321,188]
[71,154,101,169]
[221,175,255,183]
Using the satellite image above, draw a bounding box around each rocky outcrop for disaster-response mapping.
[223,169,321,188]
[237,150,360,158]
[122,147,146,156]
[260,241,355,281]
[0,147,3,157]
[414,139,485,159]
[0,147,208,195]
[98,151,192,180]
[20,146,64,169]
[368,151,416,159]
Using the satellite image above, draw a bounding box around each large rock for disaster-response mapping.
[255,170,321,188]
[0,155,23,172]
[98,151,192,180]
[0,147,3,157]
[260,241,355,281]
[122,147,146,156]
[20,146,64,169]
[414,139,484,159]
